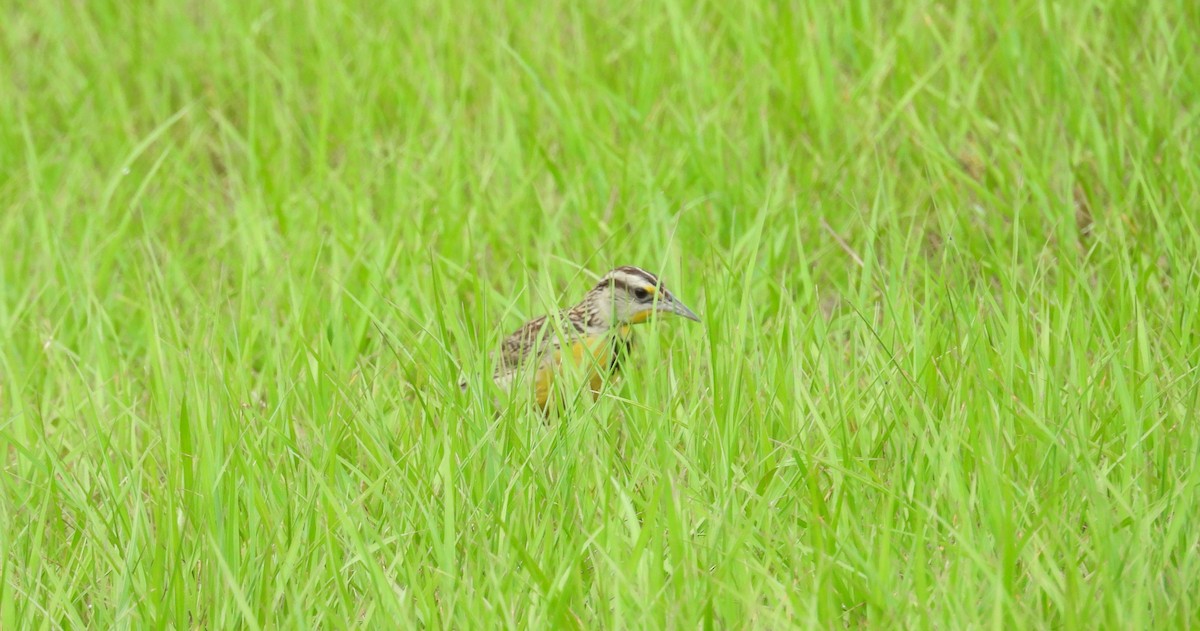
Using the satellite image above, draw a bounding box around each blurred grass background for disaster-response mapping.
[2,0,1199,627]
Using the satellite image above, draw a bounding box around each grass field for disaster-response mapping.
[3,0,1200,627]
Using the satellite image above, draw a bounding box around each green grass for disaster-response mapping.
[3,0,1199,627]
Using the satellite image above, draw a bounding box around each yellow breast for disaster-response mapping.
[533,326,632,409]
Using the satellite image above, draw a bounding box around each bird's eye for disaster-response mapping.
[633,287,650,301]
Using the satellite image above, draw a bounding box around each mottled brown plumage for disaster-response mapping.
[461,266,700,409]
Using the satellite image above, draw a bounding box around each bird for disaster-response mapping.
[461,266,701,411]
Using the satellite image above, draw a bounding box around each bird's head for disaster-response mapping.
[588,266,701,327]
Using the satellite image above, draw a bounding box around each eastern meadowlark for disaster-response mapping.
[462,266,701,410]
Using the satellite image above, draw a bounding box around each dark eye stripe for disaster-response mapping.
[596,268,667,301]
[600,277,656,302]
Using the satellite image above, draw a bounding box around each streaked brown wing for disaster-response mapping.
[498,310,595,378]
[459,316,552,392]
[496,315,552,375]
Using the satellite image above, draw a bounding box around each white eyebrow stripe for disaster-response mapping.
[608,266,659,286]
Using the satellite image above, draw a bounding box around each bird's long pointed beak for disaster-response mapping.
[668,298,701,322]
